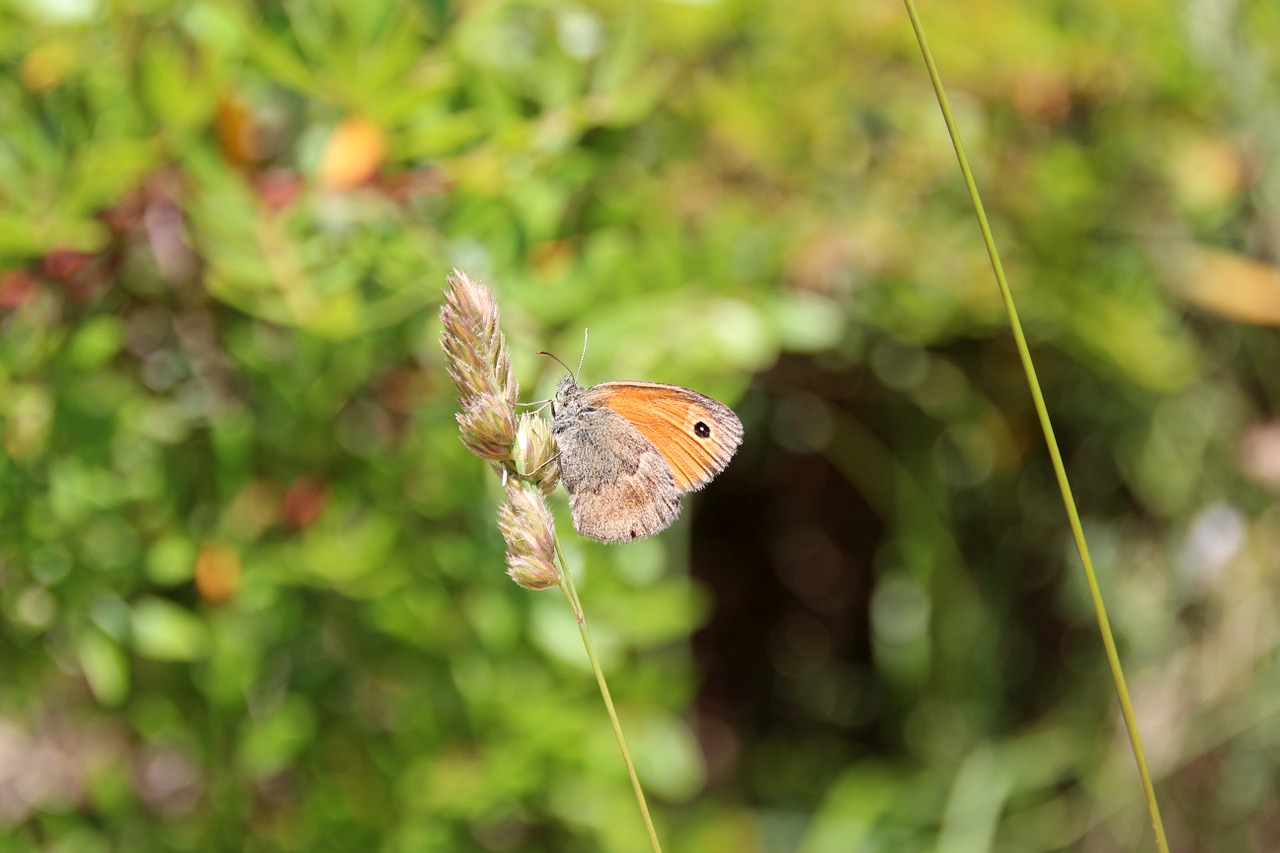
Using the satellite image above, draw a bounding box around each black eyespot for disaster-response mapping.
[629,529,638,539]
[694,421,711,438]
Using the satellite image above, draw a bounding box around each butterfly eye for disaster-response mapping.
[694,421,711,438]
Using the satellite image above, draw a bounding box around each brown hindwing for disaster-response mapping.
[566,439,682,541]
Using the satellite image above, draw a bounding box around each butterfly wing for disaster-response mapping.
[553,388,682,541]
[584,382,743,492]
[565,432,682,541]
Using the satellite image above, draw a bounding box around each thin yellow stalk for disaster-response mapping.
[555,539,664,853]
[900,3,1170,850]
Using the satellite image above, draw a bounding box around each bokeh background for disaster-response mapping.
[2,0,1280,850]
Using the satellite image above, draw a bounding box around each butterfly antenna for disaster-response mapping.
[536,349,576,382]
[576,328,589,380]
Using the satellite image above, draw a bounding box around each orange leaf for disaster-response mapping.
[319,117,387,190]
[195,542,241,604]
[1173,248,1280,326]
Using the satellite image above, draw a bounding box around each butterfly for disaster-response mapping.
[551,376,743,542]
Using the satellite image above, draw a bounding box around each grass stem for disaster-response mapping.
[555,539,663,853]
[901,3,1170,849]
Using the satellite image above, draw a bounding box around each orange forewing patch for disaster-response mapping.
[586,382,741,492]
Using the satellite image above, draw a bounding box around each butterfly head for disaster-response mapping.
[555,374,580,397]
[551,374,585,427]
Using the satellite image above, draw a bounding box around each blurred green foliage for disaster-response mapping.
[1,0,1280,850]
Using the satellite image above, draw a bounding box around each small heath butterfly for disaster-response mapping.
[548,361,744,542]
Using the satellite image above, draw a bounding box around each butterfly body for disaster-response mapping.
[551,376,743,542]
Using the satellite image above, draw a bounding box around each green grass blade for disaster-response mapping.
[900,2,1170,849]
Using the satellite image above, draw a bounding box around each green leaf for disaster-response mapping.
[235,694,318,780]
[78,629,130,707]
[131,598,212,662]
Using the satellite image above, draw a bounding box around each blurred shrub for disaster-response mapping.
[0,0,1278,851]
